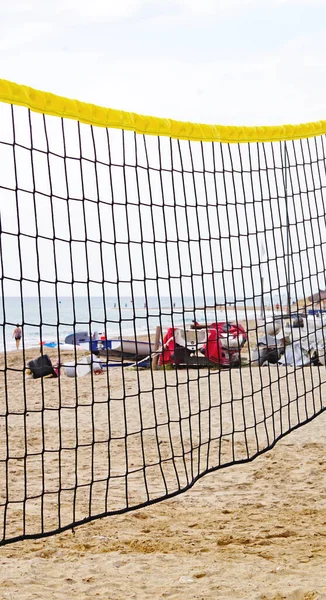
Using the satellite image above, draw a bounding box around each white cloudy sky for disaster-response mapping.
[1,0,326,306]
[1,0,326,126]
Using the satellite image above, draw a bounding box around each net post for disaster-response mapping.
[283,140,291,315]
[260,275,264,319]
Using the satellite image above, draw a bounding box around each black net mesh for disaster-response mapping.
[0,102,326,544]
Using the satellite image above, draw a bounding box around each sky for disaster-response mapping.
[1,0,326,126]
[1,0,326,305]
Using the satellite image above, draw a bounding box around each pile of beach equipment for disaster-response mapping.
[251,314,326,367]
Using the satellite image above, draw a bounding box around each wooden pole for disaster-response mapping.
[152,326,161,371]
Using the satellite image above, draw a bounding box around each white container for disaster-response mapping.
[64,361,77,377]
[76,360,91,377]
[64,355,102,377]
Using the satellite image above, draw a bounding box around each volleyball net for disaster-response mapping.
[0,79,326,545]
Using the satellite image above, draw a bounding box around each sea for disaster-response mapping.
[0,295,267,353]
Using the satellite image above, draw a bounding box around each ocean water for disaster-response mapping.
[0,295,262,352]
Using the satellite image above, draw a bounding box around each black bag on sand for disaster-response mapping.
[28,355,57,379]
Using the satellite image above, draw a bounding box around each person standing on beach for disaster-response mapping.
[12,324,22,350]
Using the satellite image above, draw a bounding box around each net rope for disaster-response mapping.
[0,96,326,545]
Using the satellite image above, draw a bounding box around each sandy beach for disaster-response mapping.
[0,345,326,599]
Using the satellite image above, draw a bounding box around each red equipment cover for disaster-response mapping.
[159,327,177,366]
[159,323,247,366]
[204,322,247,366]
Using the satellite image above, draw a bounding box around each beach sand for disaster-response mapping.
[0,347,326,599]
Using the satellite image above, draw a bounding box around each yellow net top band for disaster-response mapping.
[0,78,325,144]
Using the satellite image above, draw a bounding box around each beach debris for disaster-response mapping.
[178,576,194,584]
[27,354,58,379]
[251,333,285,366]
[278,341,311,367]
[292,315,305,328]
[252,314,326,367]
[258,318,283,337]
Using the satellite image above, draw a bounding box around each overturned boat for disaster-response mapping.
[64,331,154,361]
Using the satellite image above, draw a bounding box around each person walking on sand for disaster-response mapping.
[12,324,22,350]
